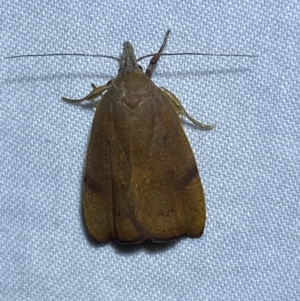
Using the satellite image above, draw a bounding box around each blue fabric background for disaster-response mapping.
[1,1,299,300]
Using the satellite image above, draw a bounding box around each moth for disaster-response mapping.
[63,30,214,243]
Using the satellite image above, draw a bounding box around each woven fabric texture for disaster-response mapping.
[1,1,299,301]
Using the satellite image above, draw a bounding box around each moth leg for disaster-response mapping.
[145,30,171,78]
[161,87,215,130]
[62,84,109,106]
[91,78,113,90]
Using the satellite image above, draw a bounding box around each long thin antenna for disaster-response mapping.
[137,52,257,61]
[5,52,257,61]
[5,53,120,61]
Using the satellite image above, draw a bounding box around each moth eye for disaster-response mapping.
[138,65,143,71]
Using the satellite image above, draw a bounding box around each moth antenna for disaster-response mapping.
[137,52,257,61]
[5,53,120,62]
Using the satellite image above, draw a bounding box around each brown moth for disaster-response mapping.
[62,30,214,243]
